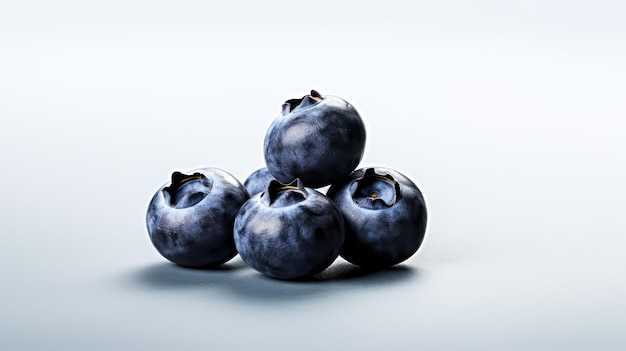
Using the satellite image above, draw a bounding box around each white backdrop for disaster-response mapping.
[1,1,625,350]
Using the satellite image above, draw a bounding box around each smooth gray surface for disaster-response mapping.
[1,1,625,350]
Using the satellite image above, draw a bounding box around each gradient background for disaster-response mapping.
[1,1,625,350]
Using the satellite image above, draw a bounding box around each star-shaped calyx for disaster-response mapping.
[281,90,324,116]
[261,179,308,207]
[349,168,401,210]
[163,171,212,209]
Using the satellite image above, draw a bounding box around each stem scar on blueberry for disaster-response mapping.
[262,179,308,207]
[163,171,212,209]
[282,90,324,115]
[351,168,401,208]
[278,185,300,191]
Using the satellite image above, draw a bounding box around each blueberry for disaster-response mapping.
[234,179,345,280]
[263,90,366,188]
[243,167,276,197]
[327,167,427,268]
[146,168,249,267]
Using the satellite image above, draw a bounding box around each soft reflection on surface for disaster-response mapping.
[125,257,419,302]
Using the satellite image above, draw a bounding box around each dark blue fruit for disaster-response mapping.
[233,179,345,280]
[327,167,427,268]
[263,90,366,188]
[146,168,249,267]
[243,167,276,197]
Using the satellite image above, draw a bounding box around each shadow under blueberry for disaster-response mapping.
[228,262,419,302]
[312,261,417,283]
[125,256,420,303]
[130,258,248,290]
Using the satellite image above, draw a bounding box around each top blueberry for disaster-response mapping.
[263,90,366,188]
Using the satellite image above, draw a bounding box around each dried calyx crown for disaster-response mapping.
[163,171,211,208]
[350,168,401,209]
[281,90,323,115]
[261,179,308,207]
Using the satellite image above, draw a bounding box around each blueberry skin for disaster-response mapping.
[327,167,427,268]
[243,167,276,197]
[146,168,249,268]
[234,179,345,280]
[263,90,366,188]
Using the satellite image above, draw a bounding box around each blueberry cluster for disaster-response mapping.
[146,90,428,280]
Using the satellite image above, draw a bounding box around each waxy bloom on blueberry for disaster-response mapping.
[327,167,427,268]
[146,168,249,268]
[264,90,366,188]
[234,179,345,280]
